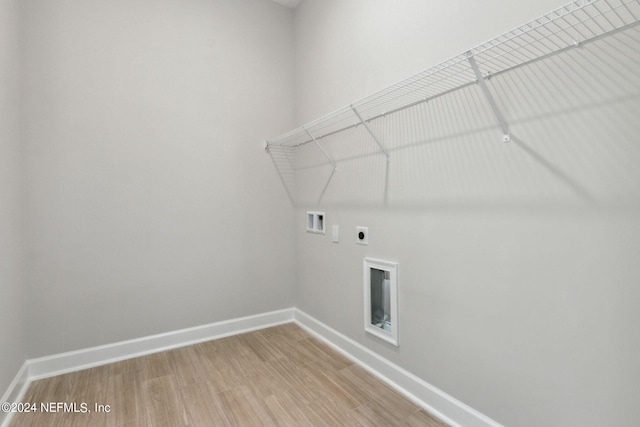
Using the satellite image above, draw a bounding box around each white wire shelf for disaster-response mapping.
[265,0,640,149]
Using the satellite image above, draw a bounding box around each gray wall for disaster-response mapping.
[5,1,640,425]
[0,0,26,397]
[22,0,297,357]
[292,1,640,426]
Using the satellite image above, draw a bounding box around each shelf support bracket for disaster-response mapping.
[304,128,337,170]
[352,105,390,161]
[466,51,510,143]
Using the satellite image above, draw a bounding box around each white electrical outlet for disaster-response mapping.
[356,226,368,245]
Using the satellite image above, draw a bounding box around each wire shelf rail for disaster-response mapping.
[265,0,640,151]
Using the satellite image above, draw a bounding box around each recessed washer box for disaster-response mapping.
[306,211,325,234]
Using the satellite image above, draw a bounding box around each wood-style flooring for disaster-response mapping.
[10,323,448,426]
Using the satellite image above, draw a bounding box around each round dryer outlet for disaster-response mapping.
[356,226,368,245]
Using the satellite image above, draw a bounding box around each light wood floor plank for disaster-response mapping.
[405,409,450,427]
[213,335,254,359]
[217,384,276,427]
[10,323,449,427]
[229,351,267,380]
[295,337,354,371]
[260,322,310,342]
[105,369,142,426]
[350,401,399,427]
[242,369,284,400]
[301,359,369,411]
[200,351,245,393]
[239,331,284,362]
[264,357,321,405]
[263,390,314,427]
[117,418,147,427]
[180,380,230,426]
[340,364,420,418]
[106,357,139,377]
[138,352,172,382]
[141,375,188,427]
[167,346,206,389]
[263,332,319,366]
[304,399,360,427]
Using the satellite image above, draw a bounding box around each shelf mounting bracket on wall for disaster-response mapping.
[304,127,337,171]
[467,51,511,143]
[265,0,640,204]
[352,105,390,162]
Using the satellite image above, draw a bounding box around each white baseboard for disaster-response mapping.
[26,307,295,381]
[0,362,30,427]
[1,308,295,427]
[294,309,503,427]
[2,307,500,427]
